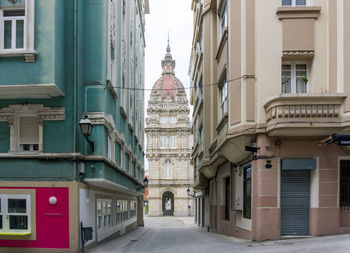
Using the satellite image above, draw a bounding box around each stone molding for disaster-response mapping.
[0,104,64,153]
[0,104,65,121]
[86,112,144,171]
[282,50,314,59]
[276,6,321,20]
[0,84,65,99]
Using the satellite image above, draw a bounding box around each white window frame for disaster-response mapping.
[281,62,309,94]
[282,0,310,7]
[0,194,31,235]
[97,198,112,231]
[14,113,41,153]
[0,9,26,51]
[0,0,36,60]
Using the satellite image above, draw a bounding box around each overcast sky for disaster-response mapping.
[144,0,193,171]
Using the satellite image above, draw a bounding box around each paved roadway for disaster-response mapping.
[87,217,350,253]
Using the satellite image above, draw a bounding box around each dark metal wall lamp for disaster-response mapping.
[136,177,149,191]
[79,114,94,152]
[187,188,196,197]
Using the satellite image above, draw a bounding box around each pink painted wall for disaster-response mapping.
[0,187,70,249]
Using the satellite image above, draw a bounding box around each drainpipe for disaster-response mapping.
[73,0,78,181]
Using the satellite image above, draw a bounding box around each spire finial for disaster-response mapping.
[166,32,171,53]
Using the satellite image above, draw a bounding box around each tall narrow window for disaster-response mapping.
[107,135,114,161]
[243,164,252,219]
[164,159,172,179]
[219,78,228,119]
[281,63,308,94]
[169,136,176,148]
[97,198,112,230]
[340,160,350,209]
[1,9,25,51]
[224,177,230,220]
[219,1,228,38]
[160,135,167,148]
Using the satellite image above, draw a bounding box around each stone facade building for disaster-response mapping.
[146,44,194,217]
[189,0,350,241]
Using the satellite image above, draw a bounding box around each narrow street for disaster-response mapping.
[87,217,350,253]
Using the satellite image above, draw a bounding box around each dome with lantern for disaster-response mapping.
[151,42,186,102]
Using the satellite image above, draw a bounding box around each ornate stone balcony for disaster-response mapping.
[264,93,347,136]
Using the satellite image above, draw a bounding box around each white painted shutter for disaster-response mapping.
[19,117,38,144]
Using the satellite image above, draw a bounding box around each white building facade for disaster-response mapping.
[146,44,194,216]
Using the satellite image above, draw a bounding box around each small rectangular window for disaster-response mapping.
[282,0,307,6]
[19,117,39,152]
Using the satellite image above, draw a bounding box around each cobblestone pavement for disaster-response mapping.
[87,216,350,253]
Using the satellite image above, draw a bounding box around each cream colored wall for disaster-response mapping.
[255,0,331,124]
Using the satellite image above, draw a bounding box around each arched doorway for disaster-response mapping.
[162,191,174,216]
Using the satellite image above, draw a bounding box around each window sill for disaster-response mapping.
[276,6,321,20]
[0,50,37,63]
[0,232,31,236]
[216,113,228,132]
[120,106,127,119]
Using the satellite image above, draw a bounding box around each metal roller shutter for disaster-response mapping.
[281,169,310,236]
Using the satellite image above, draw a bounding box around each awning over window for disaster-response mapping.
[281,158,316,170]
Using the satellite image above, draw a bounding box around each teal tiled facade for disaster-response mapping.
[0,0,148,251]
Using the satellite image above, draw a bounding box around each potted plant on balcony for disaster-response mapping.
[281,76,289,93]
[301,76,308,93]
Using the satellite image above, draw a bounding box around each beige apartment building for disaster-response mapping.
[189,0,350,240]
[145,44,194,217]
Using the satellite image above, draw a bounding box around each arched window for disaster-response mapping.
[164,159,172,179]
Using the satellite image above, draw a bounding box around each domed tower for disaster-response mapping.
[145,42,193,217]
